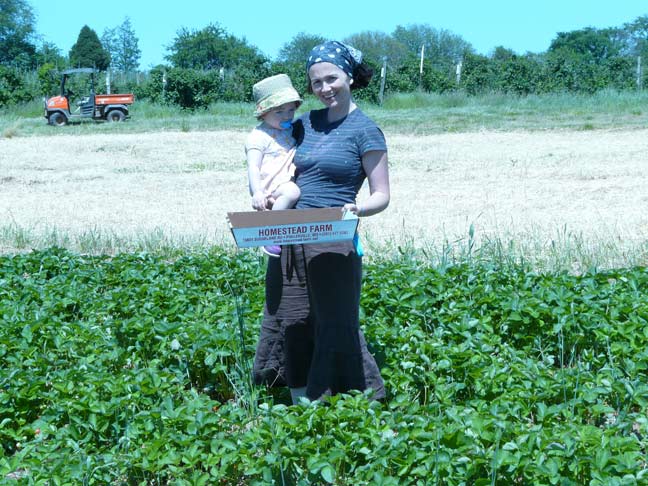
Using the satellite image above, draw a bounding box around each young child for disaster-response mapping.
[246,74,302,258]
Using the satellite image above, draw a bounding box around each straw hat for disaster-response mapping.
[253,74,302,117]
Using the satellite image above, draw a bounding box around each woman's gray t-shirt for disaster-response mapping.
[292,108,387,209]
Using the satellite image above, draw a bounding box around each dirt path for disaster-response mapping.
[2,128,648,260]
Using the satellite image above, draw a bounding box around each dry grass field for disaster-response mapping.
[2,127,647,267]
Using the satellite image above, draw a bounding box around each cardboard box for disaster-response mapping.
[227,207,358,248]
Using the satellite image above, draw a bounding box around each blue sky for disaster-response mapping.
[32,0,648,69]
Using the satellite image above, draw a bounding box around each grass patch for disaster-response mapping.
[2,222,646,273]
[0,223,222,258]
[367,89,648,133]
[1,122,20,139]
[2,90,648,137]
[366,224,648,275]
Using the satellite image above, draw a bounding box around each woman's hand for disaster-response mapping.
[252,190,268,211]
[343,203,362,216]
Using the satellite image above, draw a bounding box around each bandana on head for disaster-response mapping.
[306,41,363,78]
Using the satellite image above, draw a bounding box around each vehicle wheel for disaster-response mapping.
[106,110,125,122]
[49,112,67,126]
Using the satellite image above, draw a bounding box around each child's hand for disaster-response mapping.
[252,191,267,211]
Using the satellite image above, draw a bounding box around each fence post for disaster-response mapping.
[638,56,643,90]
[419,44,425,90]
[379,57,387,105]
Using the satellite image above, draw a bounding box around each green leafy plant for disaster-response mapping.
[1,248,647,483]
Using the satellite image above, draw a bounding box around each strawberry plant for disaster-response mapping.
[1,248,647,484]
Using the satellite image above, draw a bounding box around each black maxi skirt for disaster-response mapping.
[252,240,386,401]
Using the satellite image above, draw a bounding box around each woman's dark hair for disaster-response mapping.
[306,61,374,93]
[350,62,373,90]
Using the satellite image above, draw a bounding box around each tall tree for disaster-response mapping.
[277,32,326,64]
[343,31,409,66]
[69,25,110,70]
[392,24,473,69]
[0,0,37,68]
[622,15,648,58]
[166,23,266,69]
[33,41,64,65]
[549,27,622,63]
[102,17,141,72]
[490,46,517,61]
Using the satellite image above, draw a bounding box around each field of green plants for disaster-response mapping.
[2,246,648,485]
[2,89,647,484]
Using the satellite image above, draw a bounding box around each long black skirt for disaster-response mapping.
[252,241,385,401]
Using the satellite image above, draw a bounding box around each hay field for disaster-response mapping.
[2,128,648,266]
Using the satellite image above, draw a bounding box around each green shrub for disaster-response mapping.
[37,63,59,96]
[537,51,636,94]
[0,66,32,106]
[134,66,223,109]
[492,55,544,95]
[220,64,271,103]
[385,64,417,95]
[461,52,493,95]
[600,56,636,90]
[132,66,165,102]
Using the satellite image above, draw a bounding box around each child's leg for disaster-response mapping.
[271,182,300,210]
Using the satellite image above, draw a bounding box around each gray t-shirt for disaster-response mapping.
[292,108,387,209]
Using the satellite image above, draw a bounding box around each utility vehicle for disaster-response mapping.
[44,68,134,126]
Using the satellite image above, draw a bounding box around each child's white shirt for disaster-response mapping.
[245,124,296,196]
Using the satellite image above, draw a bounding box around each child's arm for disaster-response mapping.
[246,149,268,211]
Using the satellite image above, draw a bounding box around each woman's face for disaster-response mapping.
[308,62,352,110]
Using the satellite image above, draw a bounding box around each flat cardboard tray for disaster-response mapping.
[227,207,358,248]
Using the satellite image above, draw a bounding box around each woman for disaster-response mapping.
[253,41,390,403]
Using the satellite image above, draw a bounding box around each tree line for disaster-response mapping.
[1,0,647,108]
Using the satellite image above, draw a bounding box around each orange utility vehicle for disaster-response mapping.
[44,68,135,126]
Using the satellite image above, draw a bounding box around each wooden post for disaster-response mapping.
[638,56,643,90]
[456,60,462,85]
[379,57,387,105]
[419,44,425,90]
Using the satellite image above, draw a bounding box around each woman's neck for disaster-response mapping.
[327,100,357,123]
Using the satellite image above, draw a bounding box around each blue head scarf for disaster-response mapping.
[306,41,363,79]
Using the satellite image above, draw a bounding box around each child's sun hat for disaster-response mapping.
[253,74,302,118]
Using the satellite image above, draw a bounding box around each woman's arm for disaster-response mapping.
[246,149,268,210]
[344,150,390,217]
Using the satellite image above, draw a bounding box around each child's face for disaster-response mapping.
[261,102,298,130]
